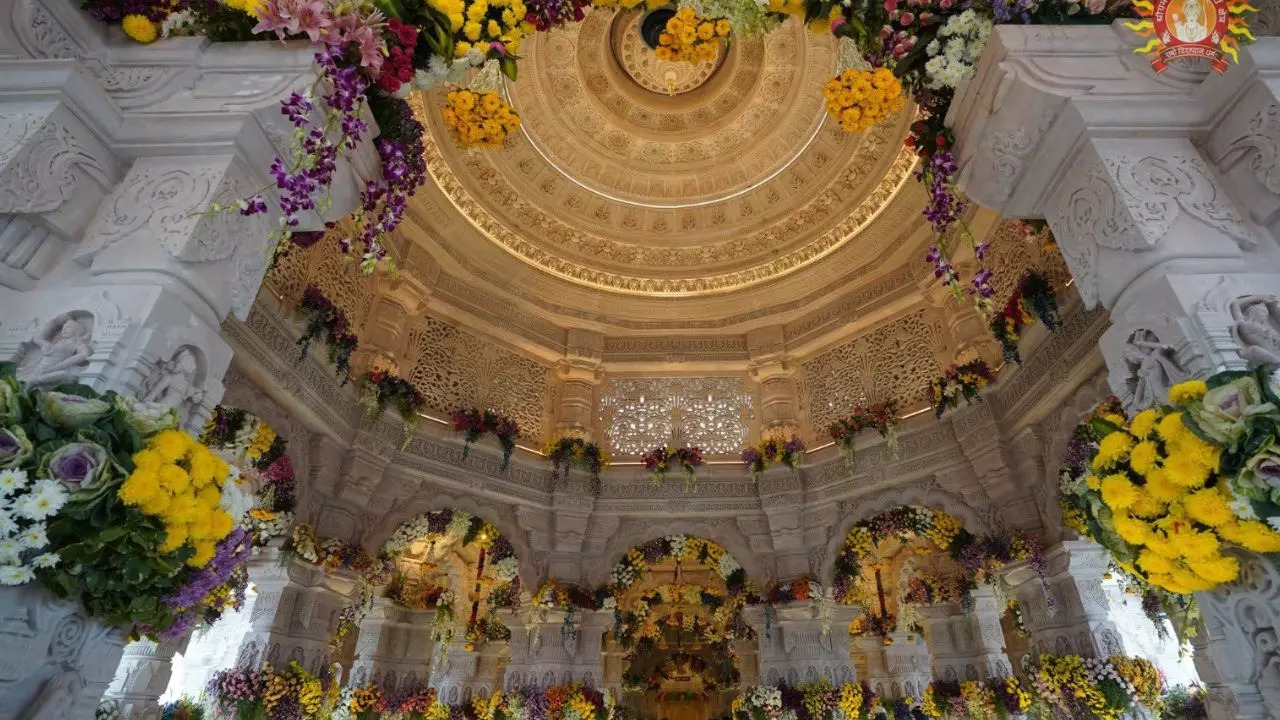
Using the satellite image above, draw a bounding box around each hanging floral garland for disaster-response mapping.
[930,359,994,419]
[450,407,520,470]
[200,406,298,546]
[741,434,805,479]
[296,285,360,383]
[827,400,899,467]
[989,270,1061,365]
[532,578,602,610]
[545,436,610,494]
[356,369,426,445]
[612,582,745,649]
[608,535,746,594]
[642,445,705,491]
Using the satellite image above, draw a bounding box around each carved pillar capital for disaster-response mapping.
[747,326,799,437]
[554,329,606,438]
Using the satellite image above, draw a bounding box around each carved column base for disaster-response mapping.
[1193,549,1280,720]
[745,603,861,687]
[881,631,931,700]
[349,600,435,692]
[0,583,128,720]
[101,637,189,720]
[1004,541,1124,659]
[919,588,1012,684]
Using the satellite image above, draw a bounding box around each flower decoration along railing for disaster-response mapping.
[827,399,899,467]
[930,359,994,419]
[450,407,520,471]
[357,370,426,446]
[296,284,359,383]
[741,434,805,479]
[642,445,705,491]
[545,436,610,494]
[989,270,1061,365]
[208,660,342,720]
[200,406,298,547]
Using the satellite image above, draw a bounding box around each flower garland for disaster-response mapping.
[286,522,397,645]
[200,406,298,547]
[344,682,436,719]
[450,408,521,471]
[642,445,705,491]
[441,89,523,148]
[822,67,905,133]
[208,660,340,720]
[921,677,1031,720]
[1060,370,1280,597]
[544,436,610,494]
[0,366,256,639]
[656,8,729,63]
[613,582,744,649]
[158,696,206,720]
[989,270,1061,365]
[357,369,426,445]
[930,359,995,419]
[608,535,746,595]
[741,434,805,478]
[296,285,359,382]
[827,400,899,467]
[732,681,876,720]
[1026,653,1163,720]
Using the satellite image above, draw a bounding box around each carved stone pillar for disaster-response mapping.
[852,636,890,698]
[1003,541,1123,660]
[498,607,607,690]
[747,326,799,436]
[918,587,1011,684]
[881,631,932,700]
[100,637,189,720]
[548,485,597,581]
[744,601,861,687]
[232,544,358,677]
[354,282,428,376]
[349,599,435,691]
[555,329,605,438]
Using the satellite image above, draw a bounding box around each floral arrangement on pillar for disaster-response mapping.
[532,578,603,610]
[642,445,705,490]
[827,400,900,467]
[1059,372,1280,597]
[344,683,436,719]
[200,406,298,546]
[921,677,1032,719]
[158,696,206,720]
[357,369,426,443]
[988,270,1061,365]
[0,366,263,640]
[285,522,397,645]
[544,435,610,493]
[741,434,805,478]
[608,535,746,595]
[449,407,520,470]
[208,660,342,720]
[732,682,873,720]
[464,612,512,649]
[296,285,360,382]
[930,359,994,418]
[1011,653,1163,720]
[656,8,730,63]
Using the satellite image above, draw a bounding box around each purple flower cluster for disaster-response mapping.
[917,151,964,235]
[347,134,426,262]
[925,245,959,289]
[993,0,1036,23]
[640,538,666,563]
[160,528,253,639]
[523,0,589,30]
[86,0,183,22]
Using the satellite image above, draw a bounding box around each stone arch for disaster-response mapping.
[586,517,766,587]
[366,487,536,590]
[819,489,989,585]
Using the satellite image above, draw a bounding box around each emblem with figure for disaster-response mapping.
[1126,0,1257,73]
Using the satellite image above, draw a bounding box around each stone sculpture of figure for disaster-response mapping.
[1231,296,1280,369]
[24,670,83,720]
[16,313,92,388]
[142,347,204,410]
[1121,329,1185,411]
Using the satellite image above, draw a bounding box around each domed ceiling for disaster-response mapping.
[398,8,934,340]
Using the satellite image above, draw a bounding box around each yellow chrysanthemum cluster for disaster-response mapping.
[960,681,995,717]
[223,0,265,17]
[1005,676,1031,711]
[118,430,233,568]
[428,0,531,58]
[822,68,904,133]
[350,685,382,713]
[925,510,962,549]
[1086,380,1280,594]
[245,421,276,463]
[765,0,805,17]
[1033,654,1114,720]
[656,8,729,63]
[1109,655,1162,708]
[121,14,158,43]
[592,0,671,10]
[442,89,521,148]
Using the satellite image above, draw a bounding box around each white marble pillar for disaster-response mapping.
[100,637,189,720]
[952,27,1280,718]
[349,599,435,691]
[918,587,1012,684]
[744,602,861,687]
[852,636,890,698]
[498,607,608,690]
[881,631,932,700]
[1003,541,1124,660]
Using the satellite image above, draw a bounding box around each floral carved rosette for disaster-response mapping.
[0,363,254,640]
[1060,371,1280,597]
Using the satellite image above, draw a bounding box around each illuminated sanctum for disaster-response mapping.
[3,0,1280,719]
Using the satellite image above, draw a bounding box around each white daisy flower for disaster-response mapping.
[20,524,47,550]
[0,469,28,496]
[14,493,58,521]
[0,564,34,585]
[31,552,59,569]
[0,511,16,537]
[0,538,21,563]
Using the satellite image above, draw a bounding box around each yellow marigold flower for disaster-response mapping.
[1169,565,1215,592]
[119,469,161,507]
[715,19,730,35]
[122,14,158,43]
[209,509,235,539]
[1144,468,1183,503]
[1169,379,1209,405]
[455,41,473,58]
[488,19,501,36]
[1129,408,1160,439]
[1129,441,1160,476]
[160,523,189,553]
[1173,432,1222,472]
[133,449,165,472]
[1176,529,1220,559]
[1184,488,1233,527]
[188,515,213,540]
[188,540,217,568]
[1220,520,1280,553]
[140,492,172,517]
[1157,411,1190,443]
[1137,549,1173,575]
[152,429,192,462]
[1085,475,1101,491]
[1130,492,1166,519]
[1101,473,1140,510]
[167,493,200,523]
[159,464,190,493]
[464,20,482,40]
[1092,431,1134,471]
[1144,534,1179,558]
[1190,554,1240,584]
[1112,513,1152,546]
[1163,452,1210,487]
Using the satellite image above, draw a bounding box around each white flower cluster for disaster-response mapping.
[742,686,783,717]
[667,534,688,558]
[493,556,519,582]
[413,50,487,91]
[611,562,639,587]
[247,510,294,550]
[0,469,67,585]
[717,552,741,579]
[445,510,474,542]
[1084,657,1137,697]
[923,9,992,90]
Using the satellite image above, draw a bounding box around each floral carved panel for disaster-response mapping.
[598,377,753,456]
[265,231,376,330]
